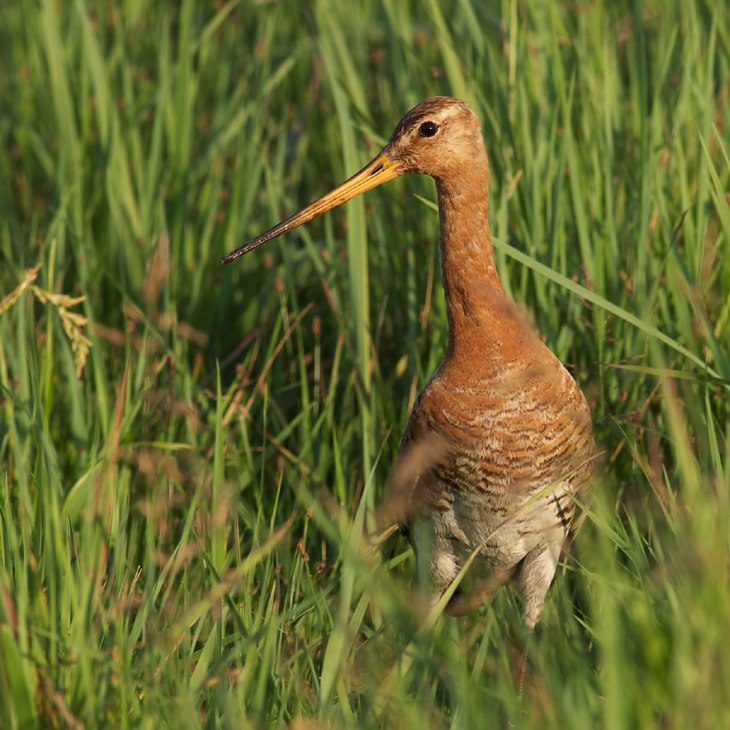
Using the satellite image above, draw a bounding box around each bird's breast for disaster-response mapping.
[398,347,594,522]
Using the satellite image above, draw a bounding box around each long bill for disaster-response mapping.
[220,150,403,264]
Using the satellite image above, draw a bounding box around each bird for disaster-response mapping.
[221,96,595,631]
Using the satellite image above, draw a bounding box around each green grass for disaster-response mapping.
[1,0,729,727]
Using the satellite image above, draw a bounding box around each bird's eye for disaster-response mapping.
[419,121,439,138]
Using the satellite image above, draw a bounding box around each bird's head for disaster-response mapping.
[384,96,486,180]
[220,96,485,264]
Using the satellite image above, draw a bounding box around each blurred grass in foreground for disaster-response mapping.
[1,0,729,727]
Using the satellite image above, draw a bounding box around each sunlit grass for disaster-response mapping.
[1,0,728,727]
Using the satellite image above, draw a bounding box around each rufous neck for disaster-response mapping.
[436,160,506,357]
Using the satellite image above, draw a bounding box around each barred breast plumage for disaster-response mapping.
[397,304,594,629]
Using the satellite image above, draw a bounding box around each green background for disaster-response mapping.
[1,0,728,727]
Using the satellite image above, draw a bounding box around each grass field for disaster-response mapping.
[1,0,729,727]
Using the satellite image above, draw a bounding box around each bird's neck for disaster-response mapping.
[436,161,508,360]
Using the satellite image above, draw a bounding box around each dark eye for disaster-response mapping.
[419,121,439,137]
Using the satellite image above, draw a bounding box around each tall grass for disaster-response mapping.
[1,0,728,727]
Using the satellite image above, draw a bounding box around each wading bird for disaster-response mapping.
[222,97,594,631]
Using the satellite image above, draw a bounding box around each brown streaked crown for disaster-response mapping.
[384,96,486,179]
